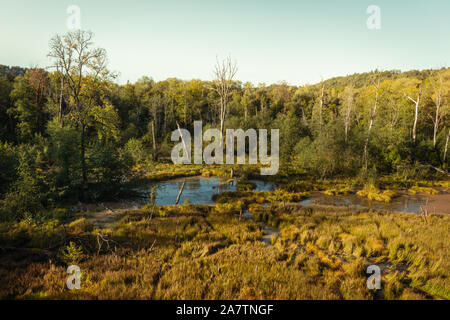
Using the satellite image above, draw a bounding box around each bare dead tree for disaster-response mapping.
[363,72,381,170]
[431,73,444,148]
[212,56,238,138]
[319,82,325,128]
[176,121,189,160]
[151,120,157,160]
[175,180,186,205]
[342,86,354,143]
[405,87,422,144]
[386,92,401,135]
[148,93,163,160]
[444,127,450,162]
[54,61,65,128]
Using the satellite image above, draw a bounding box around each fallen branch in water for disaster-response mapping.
[175,180,186,205]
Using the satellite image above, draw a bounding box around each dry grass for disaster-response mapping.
[0,182,448,300]
[408,186,440,195]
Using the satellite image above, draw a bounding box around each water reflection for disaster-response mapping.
[137,176,430,214]
[299,193,427,214]
[137,176,276,206]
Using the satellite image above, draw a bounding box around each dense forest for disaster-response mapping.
[0,30,449,221]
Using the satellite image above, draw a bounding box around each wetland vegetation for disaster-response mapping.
[0,30,449,300]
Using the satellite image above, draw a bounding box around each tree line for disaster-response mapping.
[0,30,449,219]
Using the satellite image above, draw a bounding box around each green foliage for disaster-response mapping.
[60,241,83,265]
[8,70,48,142]
[0,142,18,195]
[89,104,121,144]
[1,35,450,221]
[46,120,82,196]
[125,138,147,164]
[0,143,51,219]
[356,184,396,202]
[88,142,132,199]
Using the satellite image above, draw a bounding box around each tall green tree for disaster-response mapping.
[48,30,113,190]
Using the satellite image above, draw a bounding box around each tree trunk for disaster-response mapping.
[444,128,450,163]
[319,83,325,127]
[176,121,189,160]
[175,180,186,205]
[220,103,225,136]
[219,96,226,149]
[344,116,349,142]
[405,87,422,162]
[213,56,237,141]
[363,77,380,170]
[59,73,64,128]
[414,100,419,143]
[433,100,440,148]
[163,102,167,136]
[151,120,157,161]
[433,76,443,149]
[343,88,353,143]
[81,122,87,189]
[407,89,421,144]
[244,105,247,124]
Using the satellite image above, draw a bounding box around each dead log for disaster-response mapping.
[175,180,186,205]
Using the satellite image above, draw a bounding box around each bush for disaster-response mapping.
[88,143,132,199]
[357,184,395,202]
[125,138,147,164]
[0,142,18,195]
[1,144,49,219]
[60,241,83,265]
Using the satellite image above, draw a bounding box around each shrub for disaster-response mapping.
[125,138,147,164]
[60,241,83,265]
[357,184,395,202]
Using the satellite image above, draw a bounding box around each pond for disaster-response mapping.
[135,176,446,214]
[135,176,280,245]
[136,176,276,206]
[299,192,431,214]
[113,176,447,245]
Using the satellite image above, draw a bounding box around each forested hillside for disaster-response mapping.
[0,65,27,79]
[0,31,449,220]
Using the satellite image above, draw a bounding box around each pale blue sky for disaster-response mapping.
[1,0,449,85]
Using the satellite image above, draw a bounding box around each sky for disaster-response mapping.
[0,0,449,85]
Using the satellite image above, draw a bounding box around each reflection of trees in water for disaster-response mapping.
[144,177,273,205]
[185,178,201,191]
[163,177,222,196]
[302,193,427,214]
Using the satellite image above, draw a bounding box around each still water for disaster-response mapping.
[132,176,436,246]
[137,176,431,214]
[137,176,276,205]
[299,192,428,214]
